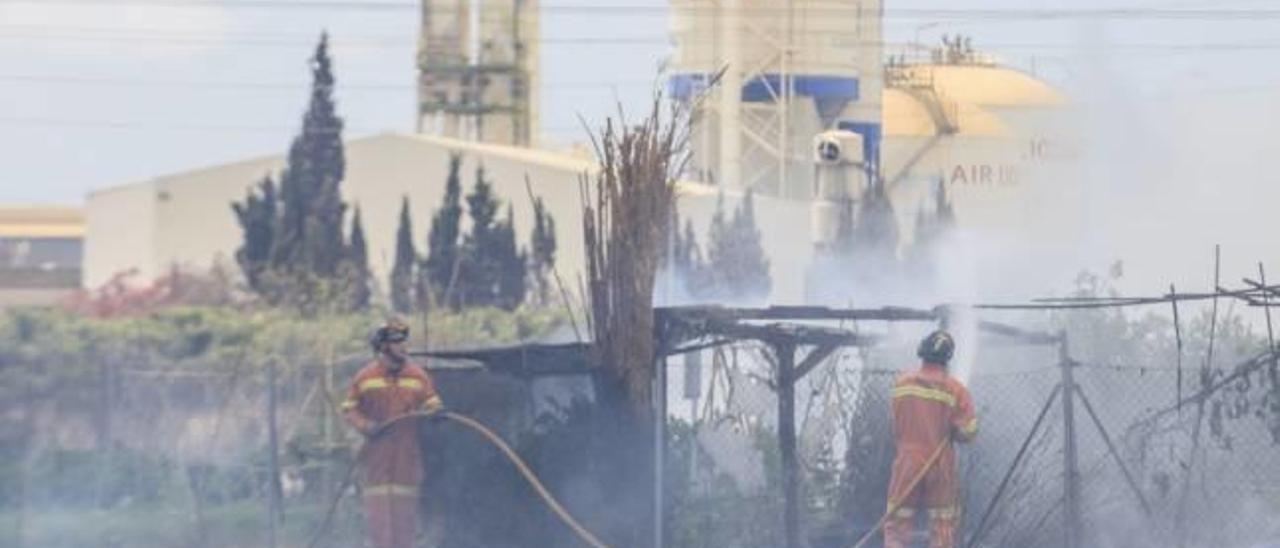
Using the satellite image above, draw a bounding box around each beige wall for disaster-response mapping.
[84,181,158,287]
[152,153,285,283]
[342,134,591,292]
[673,187,816,303]
[84,133,593,298]
[0,288,76,309]
[86,132,839,304]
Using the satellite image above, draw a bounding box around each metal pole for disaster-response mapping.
[779,0,792,197]
[686,350,703,487]
[655,354,667,548]
[776,340,800,548]
[1073,385,1152,517]
[1059,332,1081,548]
[1177,246,1220,548]
[1262,264,1280,394]
[267,358,282,548]
[965,384,1062,548]
[1170,284,1183,414]
[1259,264,1275,354]
[1206,246,1221,373]
[96,355,112,509]
[718,0,742,189]
[17,377,34,548]
[322,351,334,503]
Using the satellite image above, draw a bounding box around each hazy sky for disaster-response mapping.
[0,0,1276,206]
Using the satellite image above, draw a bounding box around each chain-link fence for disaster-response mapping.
[662,332,1280,548]
[6,307,1278,547]
[1,355,358,548]
[0,348,608,548]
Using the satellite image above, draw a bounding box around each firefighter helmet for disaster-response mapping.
[917,330,955,364]
[370,317,410,352]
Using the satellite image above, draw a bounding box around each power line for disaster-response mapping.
[0,115,593,136]
[1140,84,1280,99]
[0,32,671,47]
[0,115,388,133]
[4,30,1280,53]
[0,74,652,90]
[0,71,1272,101]
[3,1,1280,20]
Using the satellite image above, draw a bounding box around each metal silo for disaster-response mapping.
[668,0,883,199]
[418,0,539,147]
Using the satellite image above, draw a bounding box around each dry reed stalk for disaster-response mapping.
[581,96,691,408]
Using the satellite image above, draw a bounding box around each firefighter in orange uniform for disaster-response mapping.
[342,318,445,548]
[884,330,978,548]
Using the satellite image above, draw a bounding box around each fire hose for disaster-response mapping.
[849,438,949,548]
[306,410,611,548]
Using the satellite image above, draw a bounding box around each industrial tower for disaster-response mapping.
[668,0,884,200]
[417,0,540,147]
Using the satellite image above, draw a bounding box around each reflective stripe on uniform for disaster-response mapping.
[357,377,389,393]
[888,505,916,518]
[397,377,424,390]
[340,399,357,411]
[891,385,956,407]
[363,484,419,498]
[359,377,424,393]
[928,506,959,520]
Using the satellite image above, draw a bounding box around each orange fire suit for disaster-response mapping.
[342,360,443,548]
[884,363,978,548]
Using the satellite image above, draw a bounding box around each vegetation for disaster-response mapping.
[422,154,465,309]
[457,167,526,310]
[0,303,565,545]
[666,189,773,302]
[390,197,417,314]
[231,34,368,313]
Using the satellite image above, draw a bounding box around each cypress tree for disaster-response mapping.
[528,196,557,305]
[345,206,371,310]
[678,219,702,277]
[662,208,681,273]
[495,205,527,310]
[231,175,279,296]
[675,217,707,297]
[729,190,772,300]
[390,197,416,313]
[833,196,856,255]
[851,184,900,269]
[704,191,730,298]
[703,191,772,300]
[274,32,347,279]
[459,166,501,308]
[806,181,902,303]
[424,154,464,308]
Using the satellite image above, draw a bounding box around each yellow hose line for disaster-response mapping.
[850,438,949,548]
[441,412,612,548]
[306,411,612,548]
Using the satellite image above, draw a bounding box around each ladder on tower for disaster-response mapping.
[885,67,958,189]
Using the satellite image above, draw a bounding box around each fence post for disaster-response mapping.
[322,351,334,503]
[1059,332,1081,548]
[775,340,800,548]
[267,357,282,548]
[655,354,667,548]
[96,353,114,509]
[18,377,34,548]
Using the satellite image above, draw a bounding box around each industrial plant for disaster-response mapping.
[4,2,1276,548]
[82,0,1066,303]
